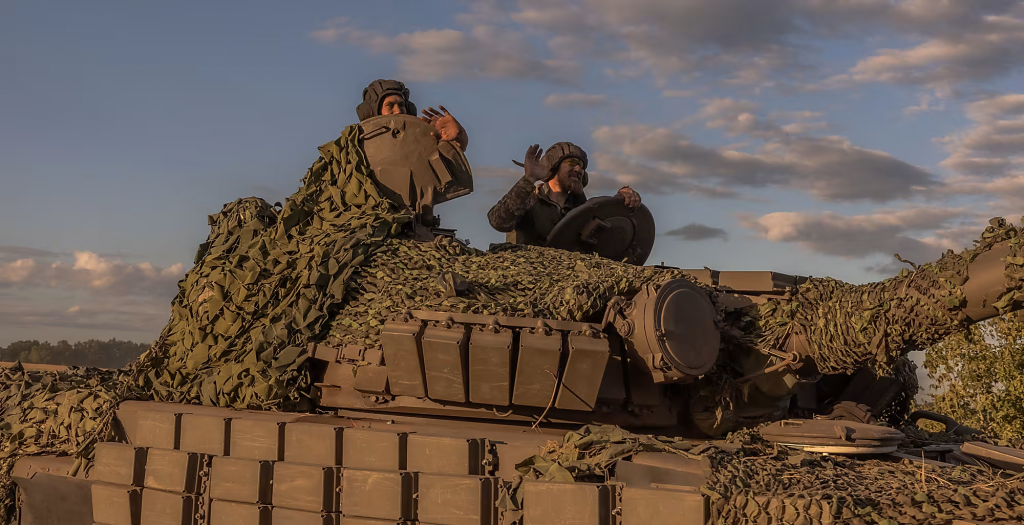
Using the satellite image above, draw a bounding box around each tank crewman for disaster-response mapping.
[356,79,469,151]
[487,142,641,246]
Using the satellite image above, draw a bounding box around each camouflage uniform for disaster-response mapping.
[487,177,588,246]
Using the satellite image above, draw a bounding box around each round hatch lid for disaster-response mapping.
[545,196,655,265]
[648,279,719,376]
[760,419,905,454]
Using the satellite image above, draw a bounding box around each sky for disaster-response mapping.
[3,1,1024,350]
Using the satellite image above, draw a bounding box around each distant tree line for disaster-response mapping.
[0,339,151,368]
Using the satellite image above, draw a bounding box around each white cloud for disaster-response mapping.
[0,251,184,297]
[939,93,1024,177]
[310,18,578,84]
[739,207,981,272]
[543,93,608,108]
[590,99,936,202]
[319,1,1024,92]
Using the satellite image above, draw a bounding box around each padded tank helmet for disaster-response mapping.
[542,142,589,188]
[356,79,418,121]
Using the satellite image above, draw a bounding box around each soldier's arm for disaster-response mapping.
[487,177,539,232]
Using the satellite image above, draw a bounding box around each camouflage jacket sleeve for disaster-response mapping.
[487,176,539,233]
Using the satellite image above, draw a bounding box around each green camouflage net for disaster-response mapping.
[327,240,706,349]
[757,218,1024,375]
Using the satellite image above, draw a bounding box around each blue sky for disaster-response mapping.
[3,1,1024,346]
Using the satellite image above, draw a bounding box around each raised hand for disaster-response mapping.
[616,186,642,208]
[421,105,463,143]
[523,144,550,183]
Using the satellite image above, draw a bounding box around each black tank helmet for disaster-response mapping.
[542,142,589,188]
[356,79,418,121]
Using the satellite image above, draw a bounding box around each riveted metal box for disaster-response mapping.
[230,419,286,461]
[140,489,199,525]
[596,353,626,405]
[273,508,342,525]
[272,463,343,512]
[382,318,427,397]
[284,422,344,466]
[208,501,271,525]
[179,414,231,456]
[522,481,615,525]
[341,470,417,521]
[619,485,705,525]
[354,365,390,395]
[512,328,562,407]
[417,474,498,525]
[324,361,357,388]
[144,448,205,494]
[91,483,142,525]
[468,324,513,406]
[131,411,181,450]
[421,321,470,402]
[89,443,147,487]
[555,331,611,411]
[342,429,407,471]
[209,457,273,504]
[407,435,488,476]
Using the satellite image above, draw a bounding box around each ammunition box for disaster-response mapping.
[468,324,513,405]
[381,319,427,397]
[421,322,470,402]
[209,457,273,504]
[417,474,498,525]
[341,469,417,521]
[272,463,343,512]
[323,361,357,388]
[179,414,231,456]
[91,483,142,525]
[406,435,488,475]
[284,422,344,466]
[143,448,205,494]
[131,411,182,450]
[208,501,271,525]
[342,429,407,470]
[512,329,562,407]
[140,489,199,525]
[555,331,610,411]
[89,443,147,487]
[272,508,342,525]
[230,419,286,461]
[619,485,705,525]
[354,365,390,395]
[596,354,626,404]
[522,481,615,525]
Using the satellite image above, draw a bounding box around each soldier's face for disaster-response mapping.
[380,95,406,115]
[554,158,585,194]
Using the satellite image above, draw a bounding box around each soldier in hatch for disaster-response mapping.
[487,142,641,246]
[356,79,469,152]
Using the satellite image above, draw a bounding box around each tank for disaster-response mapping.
[8,115,1024,525]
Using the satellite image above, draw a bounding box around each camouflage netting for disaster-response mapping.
[758,218,1024,375]
[327,239,708,348]
[510,425,1024,525]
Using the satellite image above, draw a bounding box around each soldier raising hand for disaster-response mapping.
[487,142,641,246]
